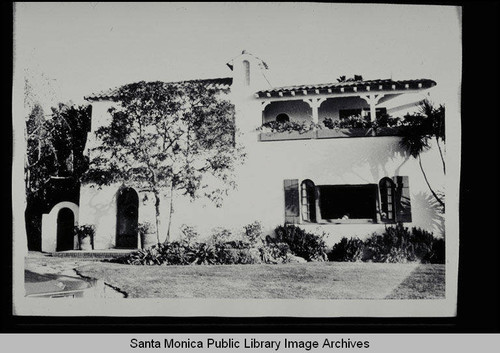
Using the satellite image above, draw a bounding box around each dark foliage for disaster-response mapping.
[259,120,315,134]
[25,103,92,250]
[328,237,365,262]
[111,239,264,266]
[243,221,263,245]
[274,225,327,261]
[323,114,401,130]
[328,223,445,264]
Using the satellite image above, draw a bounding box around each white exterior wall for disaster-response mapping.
[164,132,445,246]
[164,55,445,245]
[41,201,79,252]
[79,182,173,248]
[78,52,444,249]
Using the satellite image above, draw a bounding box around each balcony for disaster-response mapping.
[258,118,406,142]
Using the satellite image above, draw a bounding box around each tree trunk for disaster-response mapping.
[154,192,161,244]
[418,154,445,212]
[165,185,174,244]
[435,136,446,175]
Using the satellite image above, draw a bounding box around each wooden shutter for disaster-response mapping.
[284,179,300,224]
[393,176,412,223]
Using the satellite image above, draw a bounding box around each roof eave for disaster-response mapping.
[255,79,437,99]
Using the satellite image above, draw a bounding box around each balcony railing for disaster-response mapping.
[259,126,405,142]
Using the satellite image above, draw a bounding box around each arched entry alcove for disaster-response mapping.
[56,208,75,251]
[116,187,139,249]
[41,201,79,253]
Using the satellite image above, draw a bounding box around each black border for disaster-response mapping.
[3,1,499,333]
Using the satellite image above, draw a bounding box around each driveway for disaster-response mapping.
[24,252,126,298]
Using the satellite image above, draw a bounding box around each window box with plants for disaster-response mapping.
[258,121,316,141]
[318,115,406,138]
[318,116,374,139]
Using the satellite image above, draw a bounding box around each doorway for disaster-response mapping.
[56,208,75,251]
[116,187,139,249]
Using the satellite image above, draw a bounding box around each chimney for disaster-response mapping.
[226,50,272,95]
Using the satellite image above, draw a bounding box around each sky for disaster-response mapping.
[14,2,462,110]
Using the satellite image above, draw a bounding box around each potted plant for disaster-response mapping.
[75,225,95,251]
[138,222,154,249]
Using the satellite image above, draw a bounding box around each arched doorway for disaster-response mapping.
[56,208,75,251]
[116,187,139,249]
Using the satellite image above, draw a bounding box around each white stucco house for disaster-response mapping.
[41,51,445,252]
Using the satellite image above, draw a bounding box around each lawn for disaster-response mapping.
[385,264,446,299]
[73,261,445,299]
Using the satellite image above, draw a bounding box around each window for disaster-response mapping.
[301,179,317,222]
[318,184,378,222]
[276,113,290,123]
[243,60,250,86]
[283,177,412,224]
[379,177,396,222]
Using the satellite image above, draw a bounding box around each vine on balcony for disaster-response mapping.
[323,114,402,130]
[258,114,416,133]
[258,120,319,134]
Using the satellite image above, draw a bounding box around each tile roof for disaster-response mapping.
[84,77,233,102]
[255,78,436,98]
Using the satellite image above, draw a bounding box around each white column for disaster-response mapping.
[360,94,385,122]
[304,98,327,124]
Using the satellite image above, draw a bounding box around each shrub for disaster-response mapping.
[243,221,263,245]
[117,243,166,266]
[216,245,261,265]
[210,227,233,245]
[328,224,445,263]
[190,242,218,265]
[113,241,197,266]
[328,237,364,262]
[180,224,199,245]
[259,241,293,264]
[274,225,327,261]
[113,239,261,266]
[223,240,251,249]
[164,241,197,265]
[427,238,445,264]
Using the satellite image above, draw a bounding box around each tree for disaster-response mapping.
[25,101,91,249]
[336,75,363,83]
[399,99,445,212]
[83,81,245,244]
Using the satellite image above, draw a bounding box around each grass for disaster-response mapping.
[69,260,445,299]
[385,264,446,299]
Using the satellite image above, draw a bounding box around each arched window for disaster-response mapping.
[379,177,396,222]
[276,113,290,123]
[243,60,250,86]
[301,179,317,222]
